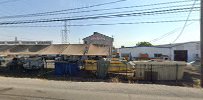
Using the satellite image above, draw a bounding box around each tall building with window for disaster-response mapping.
[83,32,114,56]
[83,32,114,46]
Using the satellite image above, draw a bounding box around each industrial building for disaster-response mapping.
[83,32,114,56]
[0,41,52,45]
[0,32,113,57]
[83,32,114,46]
[0,44,110,56]
[119,41,200,62]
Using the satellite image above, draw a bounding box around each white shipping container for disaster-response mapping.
[130,61,186,80]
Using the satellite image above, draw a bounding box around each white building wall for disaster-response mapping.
[119,47,170,58]
[119,42,200,62]
[171,42,200,62]
[118,48,132,57]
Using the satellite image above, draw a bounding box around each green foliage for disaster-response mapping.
[136,41,153,47]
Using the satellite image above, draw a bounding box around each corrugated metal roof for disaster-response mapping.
[157,41,200,47]
[120,41,200,49]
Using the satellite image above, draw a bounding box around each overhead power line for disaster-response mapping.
[0,0,199,19]
[0,0,128,18]
[172,0,197,43]
[150,22,194,42]
[31,6,199,23]
[0,4,199,22]
[0,7,200,25]
[0,3,199,19]
[67,19,199,26]
[150,28,181,43]
[0,0,20,5]
[0,19,199,27]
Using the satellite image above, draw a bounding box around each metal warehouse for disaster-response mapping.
[119,41,200,62]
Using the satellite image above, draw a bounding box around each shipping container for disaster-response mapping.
[130,61,186,81]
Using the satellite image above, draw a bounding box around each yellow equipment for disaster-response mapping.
[84,59,130,72]
[84,60,97,71]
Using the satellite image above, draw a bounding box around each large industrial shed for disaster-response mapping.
[0,32,113,57]
[119,41,200,62]
[0,44,110,56]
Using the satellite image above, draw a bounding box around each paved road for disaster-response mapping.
[0,77,202,100]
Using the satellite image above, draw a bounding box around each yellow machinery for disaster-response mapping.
[108,61,128,72]
[84,59,130,72]
[84,60,97,71]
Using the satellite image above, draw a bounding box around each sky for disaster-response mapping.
[0,0,200,47]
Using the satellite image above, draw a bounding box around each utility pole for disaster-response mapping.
[15,36,17,42]
[79,38,81,44]
[61,20,69,44]
[201,0,203,88]
[14,36,18,45]
[64,20,68,44]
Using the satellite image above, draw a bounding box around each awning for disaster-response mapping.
[86,45,109,56]
[61,44,87,55]
[39,44,68,55]
[0,44,110,56]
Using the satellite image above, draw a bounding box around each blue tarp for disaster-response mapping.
[55,62,79,76]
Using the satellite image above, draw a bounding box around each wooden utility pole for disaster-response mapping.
[201,0,203,88]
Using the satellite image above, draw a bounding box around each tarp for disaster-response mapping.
[61,44,87,55]
[0,45,50,55]
[87,45,109,56]
[27,45,50,55]
[0,44,110,56]
[39,44,68,55]
[0,45,16,55]
[8,45,33,55]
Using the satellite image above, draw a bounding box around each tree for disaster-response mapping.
[136,41,153,47]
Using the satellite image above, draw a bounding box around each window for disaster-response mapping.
[84,41,87,44]
[154,54,162,58]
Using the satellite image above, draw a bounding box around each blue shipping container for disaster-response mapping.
[68,63,79,76]
[55,62,66,75]
[55,62,80,76]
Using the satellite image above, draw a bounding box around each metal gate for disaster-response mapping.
[174,50,188,62]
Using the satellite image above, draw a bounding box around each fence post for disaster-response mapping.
[151,64,153,82]
[144,64,146,81]
[176,64,178,82]
[126,62,127,79]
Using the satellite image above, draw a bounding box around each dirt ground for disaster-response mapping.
[182,64,201,87]
[0,62,201,88]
